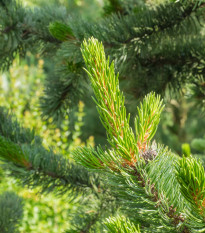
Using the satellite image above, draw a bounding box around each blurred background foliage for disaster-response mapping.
[0,53,94,233]
[21,0,104,21]
[0,0,205,232]
[155,94,205,157]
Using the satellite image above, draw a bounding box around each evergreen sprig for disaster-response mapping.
[81,38,139,165]
[0,136,31,168]
[74,37,205,232]
[78,38,163,169]
[0,0,62,70]
[134,93,164,153]
[42,0,205,121]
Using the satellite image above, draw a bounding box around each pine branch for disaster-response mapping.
[180,0,205,9]
[49,21,75,41]
[80,38,163,167]
[74,37,205,232]
[0,107,119,230]
[0,107,100,195]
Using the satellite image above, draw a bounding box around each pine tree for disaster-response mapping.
[0,0,205,231]
[1,37,205,232]
[76,37,205,232]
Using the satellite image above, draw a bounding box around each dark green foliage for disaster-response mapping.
[1,0,205,124]
[103,0,144,15]
[41,0,205,122]
[0,191,23,233]
[0,0,63,70]
[103,0,124,15]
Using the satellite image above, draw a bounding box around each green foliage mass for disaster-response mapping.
[0,0,205,232]
[0,54,94,232]
[0,0,205,150]
[0,32,205,233]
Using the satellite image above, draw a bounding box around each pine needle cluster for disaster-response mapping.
[0,37,205,232]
